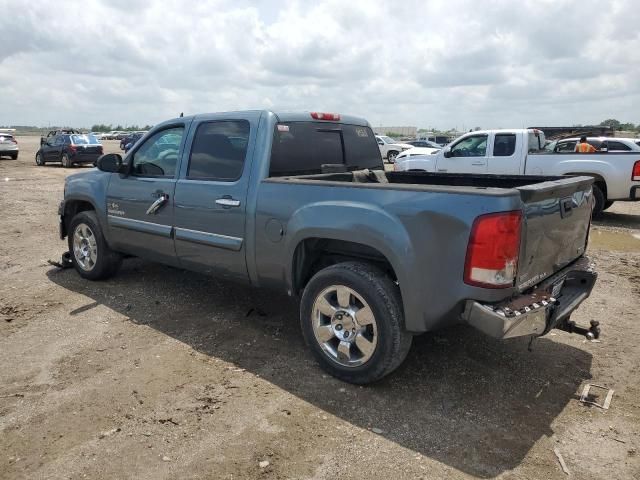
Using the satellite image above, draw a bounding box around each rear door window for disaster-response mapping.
[187,120,250,181]
[493,134,516,156]
[269,122,381,176]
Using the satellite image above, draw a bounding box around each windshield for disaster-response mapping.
[380,136,397,144]
[71,134,100,145]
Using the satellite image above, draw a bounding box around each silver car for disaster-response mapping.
[0,131,19,159]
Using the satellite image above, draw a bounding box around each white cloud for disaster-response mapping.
[0,0,638,129]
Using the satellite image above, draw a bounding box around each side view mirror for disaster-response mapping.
[97,153,124,173]
[443,147,452,158]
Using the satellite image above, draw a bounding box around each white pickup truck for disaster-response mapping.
[395,129,640,216]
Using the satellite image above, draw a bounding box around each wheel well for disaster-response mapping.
[566,173,607,199]
[63,200,95,233]
[292,238,397,295]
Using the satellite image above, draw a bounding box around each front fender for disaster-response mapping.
[62,171,111,240]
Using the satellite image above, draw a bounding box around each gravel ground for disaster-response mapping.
[1,137,639,480]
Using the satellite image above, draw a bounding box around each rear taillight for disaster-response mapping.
[68,144,77,153]
[464,211,522,288]
[11,138,17,144]
[99,146,103,154]
[632,160,640,181]
[310,112,341,121]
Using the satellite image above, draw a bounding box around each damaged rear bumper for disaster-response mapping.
[462,256,597,339]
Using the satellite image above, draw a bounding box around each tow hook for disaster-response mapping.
[559,319,601,340]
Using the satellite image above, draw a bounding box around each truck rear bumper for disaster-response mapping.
[462,256,597,339]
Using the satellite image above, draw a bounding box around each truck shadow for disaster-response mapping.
[47,260,592,478]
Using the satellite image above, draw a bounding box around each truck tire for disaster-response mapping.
[603,201,614,211]
[61,153,72,168]
[387,151,399,163]
[300,261,412,384]
[68,211,122,280]
[592,185,605,218]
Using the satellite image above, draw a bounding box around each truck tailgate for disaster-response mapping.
[515,176,594,292]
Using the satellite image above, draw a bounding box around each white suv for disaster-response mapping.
[375,135,413,163]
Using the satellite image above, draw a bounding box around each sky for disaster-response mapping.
[1,0,639,130]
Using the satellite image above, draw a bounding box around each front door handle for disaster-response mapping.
[437,168,448,172]
[215,197,241,208]
[146,194,169,215]
[471,161,486,166]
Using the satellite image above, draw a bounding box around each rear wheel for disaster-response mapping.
[35,153,44,166]
[10,153,18,160]
[300,261,412,384]
[603,201,614,211]
[61,153,72,168]
[592,184,605,218]
[68,211,122,280]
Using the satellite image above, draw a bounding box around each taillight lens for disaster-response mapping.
[68,144,77,153]
[11,138,17,144]
[310,112,341,121]
[464,211,522,288]
[632,160,640,181]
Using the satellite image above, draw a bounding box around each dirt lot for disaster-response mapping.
[1,136,639,480]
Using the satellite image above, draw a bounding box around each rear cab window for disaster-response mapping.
[555,141,576,153]
[269,122,382,177]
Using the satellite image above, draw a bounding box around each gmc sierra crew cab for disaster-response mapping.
[394,128,640,217]
[59,111,598,384]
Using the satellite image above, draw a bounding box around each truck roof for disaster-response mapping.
[159,110,371,128]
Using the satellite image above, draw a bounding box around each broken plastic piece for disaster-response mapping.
[579,384,614,410]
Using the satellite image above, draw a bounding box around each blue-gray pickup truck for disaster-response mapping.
[59,110,598,383]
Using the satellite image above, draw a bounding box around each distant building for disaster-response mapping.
[373,126,417,137]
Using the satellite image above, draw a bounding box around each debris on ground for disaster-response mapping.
[579,384,614,410]
[553,447,570,475]
[259,460,270,468]
[98,427,121,439]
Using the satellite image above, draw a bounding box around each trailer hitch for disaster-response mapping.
[558,319,601,340]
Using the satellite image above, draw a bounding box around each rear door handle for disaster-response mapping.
[471,161,486,166]
[215,197,241,208]
[437,168,448,172]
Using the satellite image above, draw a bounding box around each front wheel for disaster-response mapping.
[300,261,412,384]
[68,211,122,280]
[603,201,614,211]
[387,150,399,163]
